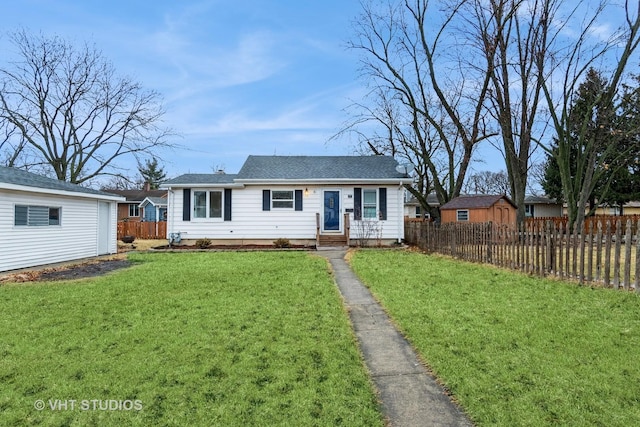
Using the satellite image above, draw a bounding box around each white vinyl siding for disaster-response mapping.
[167,184,404,242]
[1,189,119,272]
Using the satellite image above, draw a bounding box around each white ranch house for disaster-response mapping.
[162,155,409,247]
[0,166,124,272]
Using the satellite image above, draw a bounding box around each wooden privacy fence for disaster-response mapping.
[117,221,167,240]
[405,218,640,292]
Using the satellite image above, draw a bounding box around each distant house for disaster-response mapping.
[105,183,167,221]
[0,166,124,272]
[593,201,640,216]
[162,155,409,247]
[404,194,440,219]
[524,195,563,218]
[139,197,167,221]
[440,194,517,225]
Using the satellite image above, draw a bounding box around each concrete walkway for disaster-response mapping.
[318,249,473,427]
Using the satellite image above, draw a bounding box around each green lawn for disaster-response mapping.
[349,249,640,426]
[0,252,382,426]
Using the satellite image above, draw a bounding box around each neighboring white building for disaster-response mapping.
[162,155,409,247]
[0,166,124,272]
[524,195,563,218]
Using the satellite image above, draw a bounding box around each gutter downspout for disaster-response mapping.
[398,181,404,243]
[167,188,173,242]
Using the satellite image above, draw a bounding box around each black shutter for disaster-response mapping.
[182,188,191,221]
[379,188,387,220]
[294,190,303,211]
[354,187,362,220]
[224,189,232,221]
[262,190,271,211]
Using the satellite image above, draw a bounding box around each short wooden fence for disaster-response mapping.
[117,221,167,240]
[405,218,640,292]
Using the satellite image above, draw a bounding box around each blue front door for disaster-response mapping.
[323,190,340,231]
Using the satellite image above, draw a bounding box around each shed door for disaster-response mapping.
[98,202,111,255]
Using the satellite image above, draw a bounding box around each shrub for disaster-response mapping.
[273,238,291,248]
[195,238,211,249]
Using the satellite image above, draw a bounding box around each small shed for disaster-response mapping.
[139,197,167,221]
[440,194,517,225]
[0,166,124,272]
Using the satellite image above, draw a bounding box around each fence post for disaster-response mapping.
[546,220,554,274]
[624,219,632,291]
[487,222,493,264]
[604,221,612,288]
[613,219,622,289]
[635,219,640,293]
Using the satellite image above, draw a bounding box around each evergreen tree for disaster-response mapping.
[137,158,167,189]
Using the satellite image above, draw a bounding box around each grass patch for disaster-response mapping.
[349,249,640,426]
[0,252,382,426]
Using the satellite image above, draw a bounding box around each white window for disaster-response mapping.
[128,203,140,217]
[525,204,534,217]
[272,190,294,209]
[457,210,469,221]
[15,205,61,226]
[193,190,223,218]
[363,189,377,218]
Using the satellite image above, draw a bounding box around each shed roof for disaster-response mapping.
[0,165,123,199]
[440,194,517,210]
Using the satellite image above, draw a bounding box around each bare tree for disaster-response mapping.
[462,0,554,223]
[463,170,510,195]
[0,30,174,184]
[539,1,640,229]
[343,0,495,219]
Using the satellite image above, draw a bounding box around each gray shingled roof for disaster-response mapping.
[524,195,558,204]
[0,165,122,198]
[440,194,517,210]
[163,173,238,185]
[105,189,166,202]
[162,156,407,185]
[140,196,167,206]
[236,155,406,180]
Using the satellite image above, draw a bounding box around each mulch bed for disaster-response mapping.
[0,259,132,283]
[152,244,315,250]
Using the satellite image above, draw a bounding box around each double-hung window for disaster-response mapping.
[193,190,223,218]
[15,205,61,226]
[128,204,140,217]
[362,189,377,219]
[272,190,294,209]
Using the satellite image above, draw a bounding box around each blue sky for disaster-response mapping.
[1,0,369,177]
[0,0,631,181]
